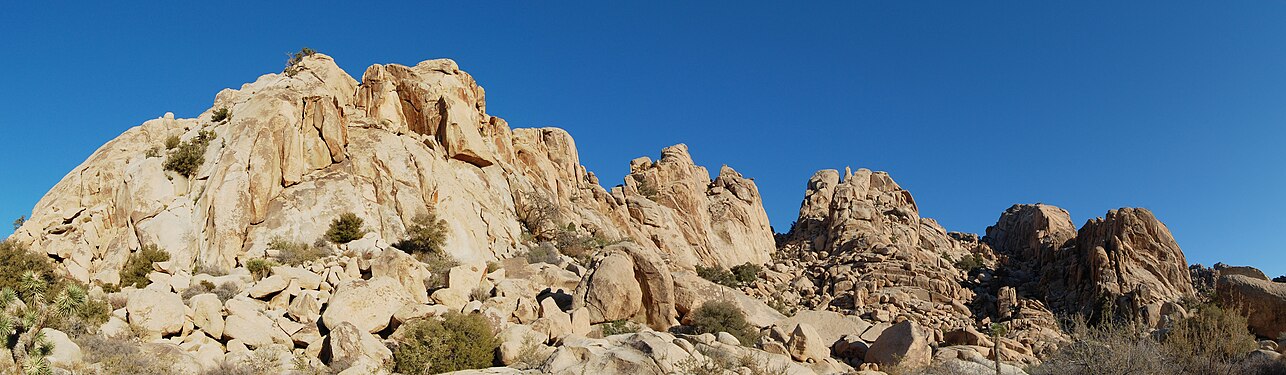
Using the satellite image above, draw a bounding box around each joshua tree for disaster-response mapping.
[988,322,1009,375]
[0,271,88,375]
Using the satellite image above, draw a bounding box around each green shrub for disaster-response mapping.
[525,243,560,265]
[690,300,759,346]
[245,258,276,281]
[325,212,365,244]
[729,263,762,286]
[696,265,738,288]
[417,252,458,289]
[269,238,330,266]
[78,334,184,374]
[163,130,216,178]
[283,47,318,76]
[393,313,498,374]
[600,320,638,336]
[395,211,447,254]
[0,240,55,299]
[120,244,171,288]
[1162,304,1258,364]
[164,135,181,150]
[954,253,984,272]
[211,107,231,123]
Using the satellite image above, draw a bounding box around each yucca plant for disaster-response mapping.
[0,271,88,375]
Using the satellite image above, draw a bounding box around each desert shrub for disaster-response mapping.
[954,253,984,272]
[46,282,111,335]
[395,211,447,255]
[204,349,283,375]
[269,238,330,266]
[245,258,275,280]
[393,313,498,374]
[696,265,738,288]
[635,177,660,201]
[11,216,24,231]
[163,130,216,177]
[144,147,161,158]
[78,335,173,375]
[1034,308,1269,375]
[600,320,638,336]
[0,240,55,298]
[120,244,171,288]
[283,47,317,76]
[508,337,548,370]
[1273,275,1286,283]
[553,226,595,261]
[211,107,231,123]
[213,282,240,302]
[675,346,789,375]
[689,300,759,346]
[470,286,491,301]
[325,212,365,244]
[164,135,181,150]
[517,191,561,240]
[417,252,459,289]
[1161,304,1258,369]
[525,243,561,265]
[730,263,762,286]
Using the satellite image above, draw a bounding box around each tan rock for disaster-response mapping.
[787,323,829,362]
[1217,274,1286,339]
[189,293,226,338]
[865,321,930,370]
[328,321,393,371]
[40,328,81,369]
[322,277,412,333]
[126,288,186,338]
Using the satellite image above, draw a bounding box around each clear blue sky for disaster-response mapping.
[1,2,1283,277]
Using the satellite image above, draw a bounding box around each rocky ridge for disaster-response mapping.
[4,53,1283,374]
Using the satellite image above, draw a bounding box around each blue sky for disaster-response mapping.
[1,2,1283,277]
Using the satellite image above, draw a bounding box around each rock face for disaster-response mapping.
[9,53,774,286]
[572,243,678,330]
[1217,274,1286,339]
[986,206,1195,320]
[865,320,931,369]
[774,168,980,332]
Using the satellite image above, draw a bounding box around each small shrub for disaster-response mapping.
[163,130,216,178]
[393,313,499,374]
[120,244,171,288]
[245,258,275,280]
[0,240,55,297]
[194,262,229,276]
[417,252,458,289]
[690,300,759,346]
[954,253,984,272]
[1162,304,1258,365]
[600,320,638,336]
[11,216,24,231]
[164,135,181,150]
[470,286,490,301]
[395,211,447,254]
[283,47,318,76]
[635,177,660,201]
[509,337,548,370]
[181,280,218,301]
[213,282,240,302]
[144,147,161,158]
[730,263,762,286]
[325,212,365,244]
[269,238,330,266]
[525,243,561,265]
[211,107,231,123]
[696,265,738,288]
[77,335,173,374]
[1273,275,1286,283]
[517,191,561,240]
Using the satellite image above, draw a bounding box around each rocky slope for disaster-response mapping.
[10,54,775,286]
[5,53,1282,375]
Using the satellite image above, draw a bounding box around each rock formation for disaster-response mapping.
[10,54,775,287]
[985,205,1195,323]
[1217,271,1286,339]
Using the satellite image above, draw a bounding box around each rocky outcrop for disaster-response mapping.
[10,54,774,287]
[1217,274,1286,339]
[985,205,1195,322]
[572,243,678,330]
[774,168,981,333]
